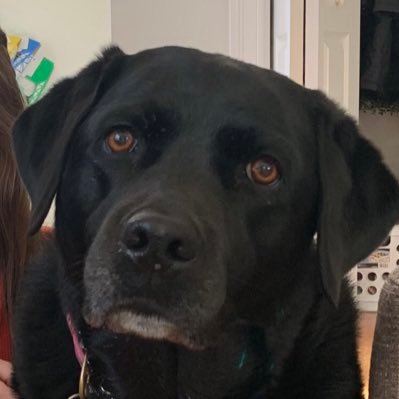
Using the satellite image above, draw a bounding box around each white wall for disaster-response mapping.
[0,0,112,85]
[111,0,230,56]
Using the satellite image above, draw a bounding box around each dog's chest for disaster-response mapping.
[177,327,267,398]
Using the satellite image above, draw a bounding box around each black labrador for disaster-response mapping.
[12,46,399,399]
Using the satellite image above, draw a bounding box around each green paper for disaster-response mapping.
[27,58,54,105]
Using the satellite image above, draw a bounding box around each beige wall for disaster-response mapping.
[111,0,230,56]
[360,112,399,181]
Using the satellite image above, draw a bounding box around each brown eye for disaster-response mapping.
[106,129,137,153]
[246,156,280,185]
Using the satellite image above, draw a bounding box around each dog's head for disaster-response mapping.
[13,46,399,348]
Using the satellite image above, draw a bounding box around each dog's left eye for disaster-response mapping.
[106,129,137,153]
[246,156,281,185]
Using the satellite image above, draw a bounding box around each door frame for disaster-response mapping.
[271,0,305,84]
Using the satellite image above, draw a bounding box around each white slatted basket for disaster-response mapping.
[354,225,399,312]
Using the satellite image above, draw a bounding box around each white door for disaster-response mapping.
[305,0,361,119]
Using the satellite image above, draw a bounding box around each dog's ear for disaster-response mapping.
[13,46,125,234]
[315,93,399,306]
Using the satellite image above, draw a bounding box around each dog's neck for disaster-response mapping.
[66,313,270,399]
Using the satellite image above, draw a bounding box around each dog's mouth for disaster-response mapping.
[84,309,207,350]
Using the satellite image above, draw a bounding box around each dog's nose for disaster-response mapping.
[121,212,199,270]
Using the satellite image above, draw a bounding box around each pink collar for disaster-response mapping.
[66,313,85,366]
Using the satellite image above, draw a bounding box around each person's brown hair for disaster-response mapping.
[0,28,31,316]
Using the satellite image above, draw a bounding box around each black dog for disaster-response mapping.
[12,46,399,399]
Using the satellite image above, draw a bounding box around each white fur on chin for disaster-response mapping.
[105,310,204,350]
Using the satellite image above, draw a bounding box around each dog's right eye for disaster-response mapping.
[106,129,137,153]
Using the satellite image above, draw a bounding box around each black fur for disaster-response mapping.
[12,46,399,399]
